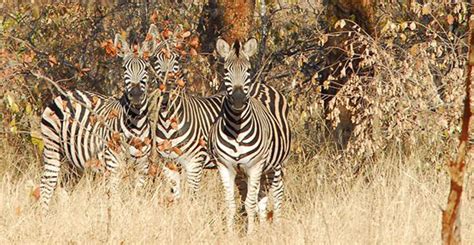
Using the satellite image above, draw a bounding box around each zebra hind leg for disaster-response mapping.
[257,174,271,224]
[163,162,181,201]
[270,165,284,224]
[184,158,204,198]
[133,154,150,190]
[40,144,62,215]
[237,175,270,224]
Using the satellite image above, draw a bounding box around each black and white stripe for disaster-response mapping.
[147,25,225,199]
[209,38,291,233]
[39,34,151,212]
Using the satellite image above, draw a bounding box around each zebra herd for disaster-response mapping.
[38,24,291,234]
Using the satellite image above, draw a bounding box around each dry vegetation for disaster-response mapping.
[1,137,473,243]
[1,1,474,243]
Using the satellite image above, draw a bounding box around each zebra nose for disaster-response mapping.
[230,86,247,109]
[129,86,143,104]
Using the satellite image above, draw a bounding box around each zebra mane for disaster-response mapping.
[233,40,241,57]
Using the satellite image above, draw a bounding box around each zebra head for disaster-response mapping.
[146,24,181,87]
[114,34,150,108]
[216,38,258,110]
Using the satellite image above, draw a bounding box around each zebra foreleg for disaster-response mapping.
[133,151,150,190]
[237,175,269,223]
[244,163,264,234]
[217,163,237,233]
[104,148,122,239]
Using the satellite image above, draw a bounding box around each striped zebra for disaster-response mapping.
[209,38,291,233]
[39,32,152,212]
[146,25,224,200]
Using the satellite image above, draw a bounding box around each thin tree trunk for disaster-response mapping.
[440,2,473,243]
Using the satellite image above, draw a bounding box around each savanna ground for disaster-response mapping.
[1,1,474,244]
[1,137,474,243]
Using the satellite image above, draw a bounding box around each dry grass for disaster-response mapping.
[0,138,473,244]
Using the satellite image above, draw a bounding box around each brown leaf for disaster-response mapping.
[176,79,185,88]
[101,39,117,57]
[421,4,431,16]
[89,115,97,125]
[267,210,274,223]
[23,51,35,63]
[161,48,171,59]
[148,164,160,177]
[85,158,102,169]
[133,44,139,55]
[158,140,171,152]
[107,108,120,119]
[159,84,166,91]
[180,31,191,39]
[108,132,121,152]
[171,121,178,129]
[175,42,184,50]
[144,137,152,146]
[32,186,40,201]
[92,96,99,107]
[199,137,206,147]
[189,48,198,57]
[172,147,182,156]
[162,29,172,39]
[143,51,150,61]
[62,101,68,110]
[131,137,145,150]
[145,33,153,42]
[150,11,158,23]
[189,36,199,48]
[166,162,179,171]
[48,55,58,66]
[15,206,21,216]
[447,14,455,25]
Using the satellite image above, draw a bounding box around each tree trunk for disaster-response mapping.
[440,2,473,243]
[321,0,377,147]
[198,0,255,53]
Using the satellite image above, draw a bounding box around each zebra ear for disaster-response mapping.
[114,34,130,57]
[216,38,230,58]
[243,38,258,58]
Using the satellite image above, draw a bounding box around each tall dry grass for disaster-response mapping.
[0,136,473,244]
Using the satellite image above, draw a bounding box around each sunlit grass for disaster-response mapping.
[0,139,472,243]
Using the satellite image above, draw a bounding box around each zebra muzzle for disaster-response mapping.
[129,86,144,105]
[230,87,247,110]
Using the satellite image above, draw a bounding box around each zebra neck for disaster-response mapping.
[222,99,252,131]
[120,95,148,129]
[159,91,183,118]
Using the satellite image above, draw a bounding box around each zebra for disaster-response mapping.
[209,38,291,233]
[39,31,153,212]
[146,24,224,200]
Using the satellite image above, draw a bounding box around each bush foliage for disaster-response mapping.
[0,1,469,176]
